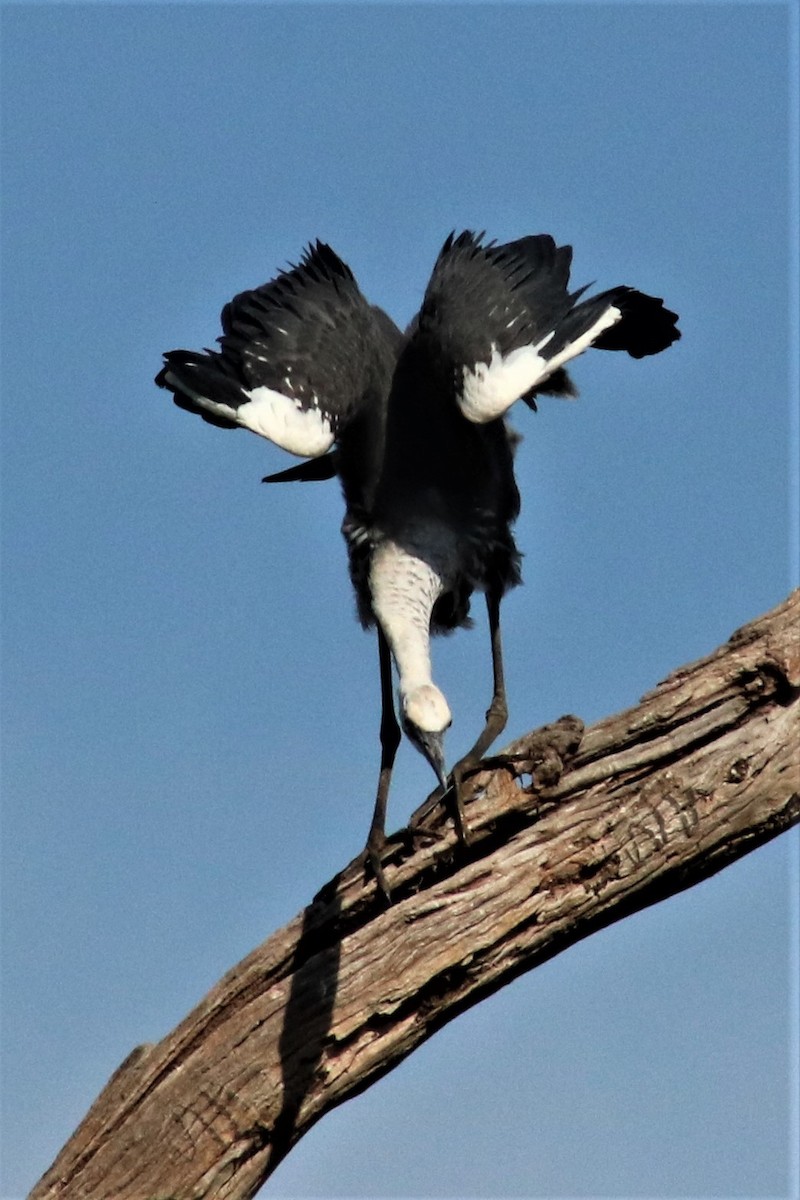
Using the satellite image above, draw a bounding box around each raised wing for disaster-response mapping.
[415,231,680,424]
[156,242,397,459]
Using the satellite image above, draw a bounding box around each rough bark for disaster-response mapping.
[32,591,800,1200]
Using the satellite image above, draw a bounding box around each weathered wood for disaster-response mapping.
[31,591,800,1200]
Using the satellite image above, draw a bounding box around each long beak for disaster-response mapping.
[421,731,448,789]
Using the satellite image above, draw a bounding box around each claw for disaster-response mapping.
[366,837,392,903]
[448,762,473,846]
[410,762,477,846]
[364,823,440,902]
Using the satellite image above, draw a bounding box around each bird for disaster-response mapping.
[156,230,680,896]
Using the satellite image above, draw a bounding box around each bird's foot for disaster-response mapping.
[365,835,392,903]
[447,757,481,847]
[409,757,486,847]
[363,824,439,903]
[403,718,586,881]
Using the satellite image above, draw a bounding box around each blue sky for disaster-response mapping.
[1,3,797,1197]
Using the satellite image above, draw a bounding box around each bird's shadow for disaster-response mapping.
[269,715,585,1158]
[271,882,345,1161]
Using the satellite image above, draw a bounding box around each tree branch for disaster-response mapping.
[31,591,800,1200]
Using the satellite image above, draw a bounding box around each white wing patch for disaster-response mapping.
[164,371,334,458]
[460,338,550,424]
[458,305,622,424]
[237,385,334,456]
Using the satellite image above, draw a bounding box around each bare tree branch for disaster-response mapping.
[31,590,800,1200]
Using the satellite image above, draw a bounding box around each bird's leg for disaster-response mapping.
[446,589,508,842]
[467,588,509,760]
[365,629,401,899]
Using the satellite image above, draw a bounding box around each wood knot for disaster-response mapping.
[726,758,750,783]
[498,715,585,791]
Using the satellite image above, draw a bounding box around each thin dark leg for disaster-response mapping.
[447,589,508,842]
[463,588,508,762]
[365,629,401,899]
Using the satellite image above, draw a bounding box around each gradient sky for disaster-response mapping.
[1,3,797,1198]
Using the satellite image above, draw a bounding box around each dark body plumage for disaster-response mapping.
[157,230,680,894]
[362,335,522,632]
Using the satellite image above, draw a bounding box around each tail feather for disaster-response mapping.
[592,288,681,358]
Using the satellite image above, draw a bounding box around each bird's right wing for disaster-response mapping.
[414,231,680,424]
[156,242,398,460]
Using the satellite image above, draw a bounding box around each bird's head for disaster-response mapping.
[400,683,452,786]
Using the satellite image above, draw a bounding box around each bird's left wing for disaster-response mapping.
[413,231,680,424]
[156,242,395,459]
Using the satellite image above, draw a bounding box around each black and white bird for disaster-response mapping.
[156,231,680,894]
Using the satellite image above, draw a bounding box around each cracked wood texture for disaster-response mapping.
[32,590,800,1200]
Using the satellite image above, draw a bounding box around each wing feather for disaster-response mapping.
[156,242,397,459]
[414,231,680,424]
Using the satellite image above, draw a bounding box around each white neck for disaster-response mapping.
[369,540,443,694]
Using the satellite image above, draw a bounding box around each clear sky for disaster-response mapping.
[1,3,797,1197]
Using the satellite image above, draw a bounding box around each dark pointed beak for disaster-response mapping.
[420,730,448,789]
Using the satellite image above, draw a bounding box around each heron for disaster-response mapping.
[156,230,680,895]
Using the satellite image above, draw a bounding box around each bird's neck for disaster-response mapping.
[369,536,448,693]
